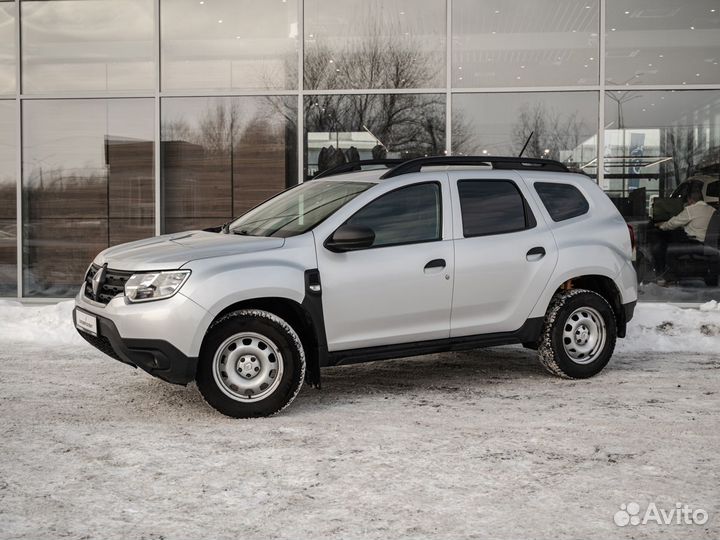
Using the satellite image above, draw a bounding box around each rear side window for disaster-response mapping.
[458,180,531,237]
[534,182,589,221]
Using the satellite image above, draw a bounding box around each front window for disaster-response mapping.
[228,180,374,238]
[344,182,442,248]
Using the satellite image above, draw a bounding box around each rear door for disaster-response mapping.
[448,171,558,336]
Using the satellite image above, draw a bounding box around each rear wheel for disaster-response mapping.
[196,309,305,418]
[538,289,617,379]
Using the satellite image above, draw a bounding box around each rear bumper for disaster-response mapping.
[73,308,197,385]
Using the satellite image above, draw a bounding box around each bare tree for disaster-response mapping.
[510,102,590,164]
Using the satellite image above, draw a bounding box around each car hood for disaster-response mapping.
[94,231,285,271]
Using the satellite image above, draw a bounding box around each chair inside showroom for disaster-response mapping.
[666,210,720,287]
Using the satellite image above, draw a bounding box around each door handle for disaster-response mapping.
[526,247,546,261]
[424,258,446,271]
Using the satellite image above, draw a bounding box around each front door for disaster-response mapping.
[316,180,454,351]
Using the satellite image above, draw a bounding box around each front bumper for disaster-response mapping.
[74,308,197,385]
[74,289,212,385]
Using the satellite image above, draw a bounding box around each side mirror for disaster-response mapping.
[325,225,375,252]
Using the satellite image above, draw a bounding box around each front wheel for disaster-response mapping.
[538,289,617,379]
[196,309,305,418]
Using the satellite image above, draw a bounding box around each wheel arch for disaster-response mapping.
[202,296,326,386]
[553,275,627,338]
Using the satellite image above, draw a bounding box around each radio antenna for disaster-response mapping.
[519,131,534,157]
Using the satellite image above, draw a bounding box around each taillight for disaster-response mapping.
[627,224,636,261]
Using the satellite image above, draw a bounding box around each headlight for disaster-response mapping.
[124,270,190,303]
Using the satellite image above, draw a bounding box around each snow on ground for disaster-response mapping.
[2,298,719,353]
[1,300,719,539]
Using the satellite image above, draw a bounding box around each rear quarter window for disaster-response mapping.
[534,182,589,222]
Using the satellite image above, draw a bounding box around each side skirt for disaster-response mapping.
[325,317,544,367]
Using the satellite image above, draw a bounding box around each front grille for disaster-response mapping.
[84,264,134,304]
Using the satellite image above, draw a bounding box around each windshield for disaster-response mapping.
[228,180,374,237]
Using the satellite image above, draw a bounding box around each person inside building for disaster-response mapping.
[652,188,716,282]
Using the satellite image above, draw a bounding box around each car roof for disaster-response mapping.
[312,156,573,183]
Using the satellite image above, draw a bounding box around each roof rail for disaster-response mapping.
[379,155,570,179]
[311,159,405,179]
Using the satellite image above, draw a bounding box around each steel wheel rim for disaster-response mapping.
[561,306,606,364]
[212,332,284,402]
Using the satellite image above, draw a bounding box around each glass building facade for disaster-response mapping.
[1,0,719,302]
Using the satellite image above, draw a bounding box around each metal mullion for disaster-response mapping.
[597,0,605,188]
[604,84,720,91]
[451,85,602,93]
[19,92,156,100]
[445,0,452,155]
[159,89,298,98]
[154,0,161,236]
[298,0,304,183]
[15,0,22,299]
[303,87,448,96]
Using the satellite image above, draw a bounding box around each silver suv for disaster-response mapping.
[73,156,638,418]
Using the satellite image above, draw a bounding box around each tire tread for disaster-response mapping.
[538,288,616,379]
[198,309,306,417]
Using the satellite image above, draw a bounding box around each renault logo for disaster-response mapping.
[92,264,107,299]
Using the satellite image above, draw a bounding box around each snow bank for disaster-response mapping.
[0,299,718,354]
[0,300,83,345]
[617,302,720,354]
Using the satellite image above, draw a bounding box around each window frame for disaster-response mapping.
[329,181,444,251]
[534,181,590,222]
[457,179,536,239]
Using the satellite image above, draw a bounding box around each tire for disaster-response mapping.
[538,289,617,379]
[196,309,305,418]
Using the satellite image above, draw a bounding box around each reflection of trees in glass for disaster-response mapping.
[305,94,445,158]
[303,28,449,167]
[162,99,293,151]
[510,102,590,162]
[304,16,439,90]
[301,6,461,173]
[161,97,297,232]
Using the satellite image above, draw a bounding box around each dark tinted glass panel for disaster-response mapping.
[21,0,154,93]
[162,0,298,91]
[535,182,589,221]
[603,90,720,303]
[0,101,15,295]
[161,96,298,233]
[305,94,445,179]
[0,1,15,95]
[23,99,154,297]
[304,0,445,90]
[346,183,441,247]
[452,92,598,177]
[453,0,599,88]
[605,0,720,86]
[458,180,527,237]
